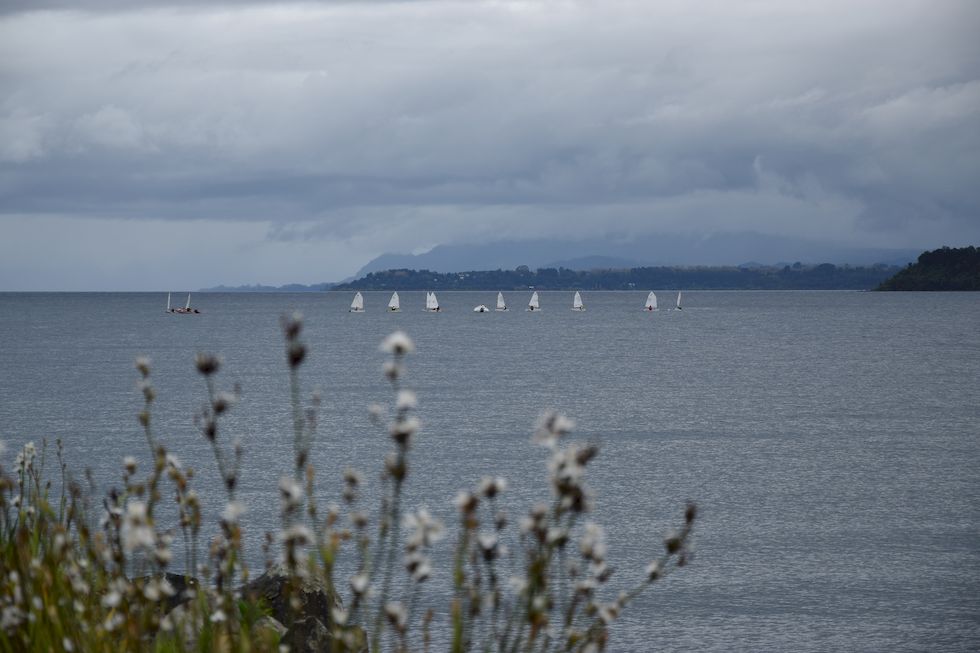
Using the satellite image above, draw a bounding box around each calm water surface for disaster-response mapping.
[1,290,978,651]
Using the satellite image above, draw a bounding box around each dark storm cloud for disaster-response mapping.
[1,1,978,288]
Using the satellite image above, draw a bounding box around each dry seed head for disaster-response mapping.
[194,353,220,376]
[280,312,303,340]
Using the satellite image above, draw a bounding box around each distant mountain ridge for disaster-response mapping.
[199,282,336,292]
[356,233,919,277]
[335,263,900,291]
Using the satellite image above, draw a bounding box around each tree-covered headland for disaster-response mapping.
[877,246,980,291]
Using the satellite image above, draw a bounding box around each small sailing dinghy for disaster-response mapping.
[675,291,683,311]
[527,291,540,312]
[495,292,508,311]
[388,292,400,312]
[473,304,490,313]
[349,292,365,312]
[425,292,441,312]
[644,291,658,311]
[168,292,199,314]
[571,291,586,311]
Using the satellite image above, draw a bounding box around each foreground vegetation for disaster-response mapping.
[0,317,696,652]
[877,246,980,291]
[335,263,900,292]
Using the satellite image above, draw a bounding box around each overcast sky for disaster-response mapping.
[1,0,978,289]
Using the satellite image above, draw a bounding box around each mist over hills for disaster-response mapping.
[356,233,919,277]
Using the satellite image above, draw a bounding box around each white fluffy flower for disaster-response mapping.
[395,389,417,410]
[222,501,246,525]
[380,331,415,355]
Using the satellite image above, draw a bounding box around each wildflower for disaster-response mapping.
[102,591,121,609]
[453,491,478,514]
[508,576,527,595]
[222,501,246,525]
[478,476,507,499]
[380,331,415,355]
[143,581,161,601]
[646,560,663,582]
[404,508,445,548]
[408,556,432,583]
[532,411,575,447]
[122,501,155,553]
[123,456,137,475]
[390,416,420,444]
[135,356,151,377]
[382,361,401,381]
[343,468,363,486]
[281,524,314,547]
[384,602,407,630]
[210,609,228,623]
[395,389,417,410]
[477,533,499,560]
[279,476,303,512]
[138,380,156,402]
[349,573,369,596]
[280,312,303,340]
[212,391,237,414]
[194,352,221,376]
[579,522,607,562]
[331,608,348,626]
[546,527,569,547]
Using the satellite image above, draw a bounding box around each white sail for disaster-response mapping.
[572,291,585,311]
[496,292,507,311]
[350,292,364,312]
[527,291,540,311]
[167,292,171,311]
[645,291,657,310]
[185,294,192,310]
[676,291,682,310]
[426,292,440,311]
[388,292,400,311]
[473,304,490,312]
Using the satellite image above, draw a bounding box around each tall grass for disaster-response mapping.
[0,315,695,652]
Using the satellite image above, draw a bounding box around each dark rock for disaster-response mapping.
[240,563,343,630]
[282,616,331,653]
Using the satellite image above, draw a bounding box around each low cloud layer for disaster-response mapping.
[1,1,978,288]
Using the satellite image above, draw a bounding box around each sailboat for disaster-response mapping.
[349,292,365,313]
[675,291,683,311]
[425,292,441,312]
[571,291,585,311]
[168,292,199,314]
[473,304,490,313]
[644,292,658,311]
[527,291,540,312]
[495,292,508,312]
[388,292,400,312]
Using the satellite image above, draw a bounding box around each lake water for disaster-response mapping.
[1,290,978,651]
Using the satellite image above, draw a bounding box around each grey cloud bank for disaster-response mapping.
[1,1,978,289]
